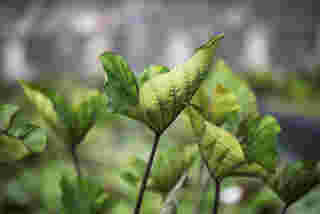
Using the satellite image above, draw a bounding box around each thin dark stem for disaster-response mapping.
[134,132,161,214]
[281,203,290,214]
[212,179,221,214]
[70,144,82,180]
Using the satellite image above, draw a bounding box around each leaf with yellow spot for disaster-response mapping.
[139,33,224,133]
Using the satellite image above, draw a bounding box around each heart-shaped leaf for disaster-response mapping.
[185,106,245,178]
[139,33,224,133]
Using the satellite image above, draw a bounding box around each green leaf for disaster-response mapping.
[0,104,20,130]
[68,88,108,142]
[246,115,281,171]
[138,65,170,86]
[60,175,113,214]
[123,143,197,195]
[148,143,197,194]
[99,52,139,115]
[221,111,241,134]
[139,33,224,133]
[20,80,106,144]
[185,106,246,178]
[268,161,319,204]
[19,80,71,139]
[208,84,241,125]
[0,104,47,163]
[192,59,258,125]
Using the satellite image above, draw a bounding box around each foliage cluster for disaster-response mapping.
[0,33,319,214]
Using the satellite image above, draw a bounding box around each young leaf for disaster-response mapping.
[99,52,139,115]
[139,33,224,133]
[245,115,281,172]
[138,65,170,87]
[0,104,47,163]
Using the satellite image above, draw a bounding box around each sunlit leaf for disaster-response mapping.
[192,59,258,126]
[19,80,71,139]
[138,65,170,87]
[139,33,224,133]
[185,106,246,178]
[208,84,240,125]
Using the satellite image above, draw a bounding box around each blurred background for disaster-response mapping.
[1,0,320,214]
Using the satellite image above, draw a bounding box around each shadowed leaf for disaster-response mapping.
[100,52,139,115]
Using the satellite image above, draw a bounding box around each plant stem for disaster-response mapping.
[70,143,82,180]
[281,203,289,214]
[212,179,221,214]
[134,132,161,214]
[160,170,189,214]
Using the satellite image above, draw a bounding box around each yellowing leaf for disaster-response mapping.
[19,80,61,131]
[185,106,245,178]
[139,33,224,133]
[208,84,240,124]
[192,59,258,126]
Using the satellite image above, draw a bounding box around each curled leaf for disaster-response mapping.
[139,33,224,133]
[185,106,246,178]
